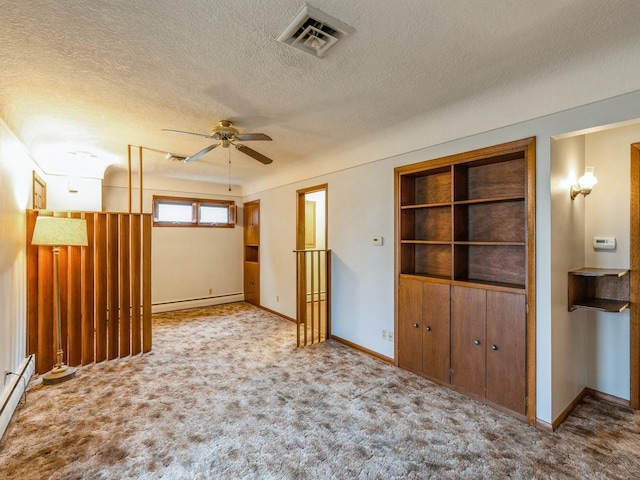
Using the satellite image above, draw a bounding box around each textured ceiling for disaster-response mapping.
[2,1,640,193]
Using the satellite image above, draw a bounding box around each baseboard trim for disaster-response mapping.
[551,387,588,432]
[548,387,631,432]
[152,293,244,313]
[585,388,630,408]
[0,354,35,441]
[535,418,553,433]
[258,305,296,323]
[331,335,394,365]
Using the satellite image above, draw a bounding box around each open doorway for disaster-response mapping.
[295,184,329,346]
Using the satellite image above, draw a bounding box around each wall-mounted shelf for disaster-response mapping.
[568,268,630,313]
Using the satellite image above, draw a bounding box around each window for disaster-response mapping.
[153,195,236,227]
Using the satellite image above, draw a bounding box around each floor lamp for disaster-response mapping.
[31,216,88,385]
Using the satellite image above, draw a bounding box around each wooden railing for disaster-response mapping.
[294,249,331,347]
[26,210,152,374]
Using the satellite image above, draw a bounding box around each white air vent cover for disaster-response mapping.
[277,4,354,58]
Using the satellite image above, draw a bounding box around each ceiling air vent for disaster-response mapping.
[276,4,354,58]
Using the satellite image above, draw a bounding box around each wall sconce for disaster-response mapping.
[570,167,598,200]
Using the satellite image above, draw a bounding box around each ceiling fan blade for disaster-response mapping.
[162,129,219,140]
[235,144,273,165]
[184,144,218,162]
[234,133,272,141]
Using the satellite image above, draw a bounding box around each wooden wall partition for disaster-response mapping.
[26,209,152,374]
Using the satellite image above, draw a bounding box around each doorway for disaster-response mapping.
[295,184,329,346]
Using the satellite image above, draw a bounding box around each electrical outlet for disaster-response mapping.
[381,330,388,341]
[208,288,213,295]
[277,295,280,302]
[387,331,394,342]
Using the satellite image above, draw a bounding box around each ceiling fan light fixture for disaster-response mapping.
[164,152,188,162]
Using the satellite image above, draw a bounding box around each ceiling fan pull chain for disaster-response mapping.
[228,147,232,192]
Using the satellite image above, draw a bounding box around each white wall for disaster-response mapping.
[0,119,38,434]
[103,172,244,310]
[583,123,640,399]
[44,174,103,211]
[550,135,588,419]
[250,90,640,424]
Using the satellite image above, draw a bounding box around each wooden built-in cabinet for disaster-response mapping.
[244,201,260,306]
[398,278,450,384]
[395,137,535,423]
[451,286,527,415]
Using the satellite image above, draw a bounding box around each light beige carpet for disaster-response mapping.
[1,302,639,479]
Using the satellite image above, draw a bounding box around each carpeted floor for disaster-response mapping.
[1,302,639,479]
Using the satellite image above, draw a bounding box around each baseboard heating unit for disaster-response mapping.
[0,354,34,441]
[152,293,244,313]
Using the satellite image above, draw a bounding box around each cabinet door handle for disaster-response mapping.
[474,339,481,345]
[413,323,419,328]
[425,326,431,331]
[491,344,498,351]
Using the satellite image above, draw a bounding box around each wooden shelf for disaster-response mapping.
[568,268,630,313]
[401,202,451,209]
[569,298,629,313]
[453,241,525,246]
[570,268,628,277]
[453,195,525,205]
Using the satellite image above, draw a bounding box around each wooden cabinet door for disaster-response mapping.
[422,282,450,383]
[244,262,259,306]
[451,286,486,397]
[244,202,259,245]
[398,278,423,374]
[486,291,526,415]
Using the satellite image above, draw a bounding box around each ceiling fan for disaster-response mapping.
[162,120,273,164]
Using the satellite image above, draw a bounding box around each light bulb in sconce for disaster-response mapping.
[570,166,598,200]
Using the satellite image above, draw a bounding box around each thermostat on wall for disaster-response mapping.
[593,237,616,250]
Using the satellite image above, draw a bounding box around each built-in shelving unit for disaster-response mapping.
[244,200,260,306]
[398,152,528,290]
[568,268,630,313]
[395,137,537,425]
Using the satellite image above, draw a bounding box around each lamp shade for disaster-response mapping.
[31,217,88,247]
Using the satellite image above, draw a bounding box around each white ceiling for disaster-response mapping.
[2,1,640,193]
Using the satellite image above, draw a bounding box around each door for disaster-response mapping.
[451,286,486,397]
[486,291,527,414]
[398,277,423,373]
[296,185,329,343]
[422,282,450,383]
[244,261,259,306]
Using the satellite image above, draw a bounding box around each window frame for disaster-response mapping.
[153,195,236,228]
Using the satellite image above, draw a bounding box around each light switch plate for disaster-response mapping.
[372,236,383,246]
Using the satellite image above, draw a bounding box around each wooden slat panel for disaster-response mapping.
[130,215,142,355]
[82,212,96,365]
[95,213,108,363]
[107,213,120,360]
[37,245,54,373]
[26,210,39,357]
[57,213,70,367]
[119,214,131,357]
[67,212,83,366]
[27,209,152,372]
[142,214,152,353]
